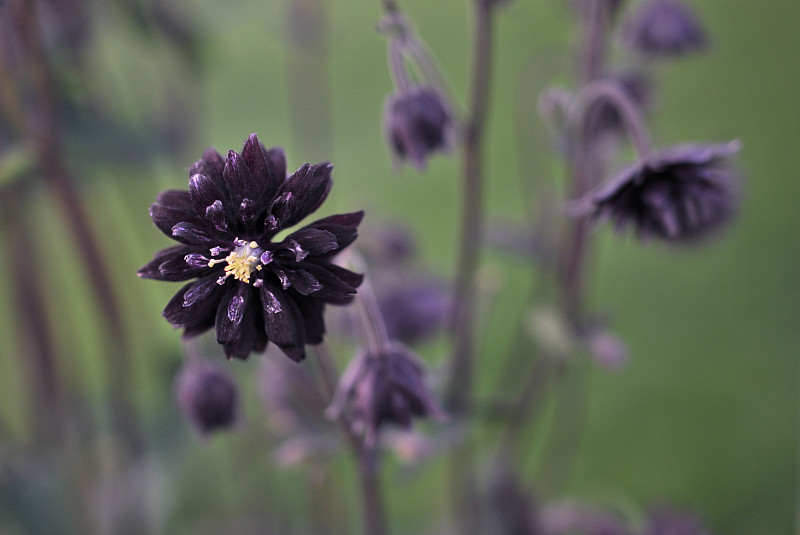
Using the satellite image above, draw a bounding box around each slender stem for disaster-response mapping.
[312,343,388,535]
[447,0,495,415]
[444,2,497,534]
[13,0,144,457]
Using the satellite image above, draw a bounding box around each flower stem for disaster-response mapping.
[312,343,388,535]
[445,1,497,534]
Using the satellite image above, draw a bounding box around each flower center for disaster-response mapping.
[209,239,263,284]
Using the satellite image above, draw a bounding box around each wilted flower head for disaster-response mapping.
[384,87,454,171]
[175,360,239,435]
[328,344,445,446]
[584,141,740,242]
[139,134,363,361]
[622,0,707,57]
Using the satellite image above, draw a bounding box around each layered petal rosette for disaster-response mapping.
[139,134,363,361]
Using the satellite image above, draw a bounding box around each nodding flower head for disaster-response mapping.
[175,360,239,435]
[328,344,446,446]
[384,87,454,171]
[621,0,708,58]
[583,141,740,242]
[138,134,364,361]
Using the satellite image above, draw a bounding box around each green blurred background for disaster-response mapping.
[0,0,797,534]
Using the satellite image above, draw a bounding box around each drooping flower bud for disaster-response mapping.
[384,87,454,171]
[175,360,239,435]
[328,344,446,446]
[622,0,708,58]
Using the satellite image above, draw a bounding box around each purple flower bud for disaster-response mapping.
[384,87,454,171]
[175,361,239,435]
[622,0,708,58]
[328,344,446,446]
[379,280,451,345]
[584,141,740,243]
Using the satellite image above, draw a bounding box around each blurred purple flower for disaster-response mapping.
[175,360,239,435]
[644,507,711,535]
[583,141,740,242]
[622,0,707,57]
[139,134,363,361]
[379,280,451,345]
[384,87,454,170]
[328,344,446,446]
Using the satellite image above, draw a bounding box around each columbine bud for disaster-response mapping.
[622,0,707,58]
[328,344,446,446]
[384,87,454,171]
[175,360,239,435]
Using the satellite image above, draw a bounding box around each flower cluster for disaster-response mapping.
[139,134,363,361]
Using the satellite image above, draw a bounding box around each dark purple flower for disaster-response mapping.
[175,360,239,435]
[328,344,446,446]
[139,134,364,361]
[585,141,740,242]
[622,0,707,57]
[384,87,454,171]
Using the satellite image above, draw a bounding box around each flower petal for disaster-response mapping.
[149,203,205,240]
[189,173,229,219]
[241,133,283,204]
[260,280,306,361]
[163,275,226,327]
[215,284,252,345]
[156,190,193,212]
[270,163,332,230]
[284,228,339,257]
[190,147,227,191]
[223,149,256,212]
[138,245,196,280]
[294,262,361,304]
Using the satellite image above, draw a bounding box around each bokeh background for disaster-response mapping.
[0,0,797,534]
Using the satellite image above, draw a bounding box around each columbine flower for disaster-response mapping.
[138,134,364,361]
[621,0,707,58]
[175,360,239,435]
[384,87,454,171]
[328,344,445,446]
[584,141,740,242]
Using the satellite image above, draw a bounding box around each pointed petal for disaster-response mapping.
[223,150,256,210]
[284,228,339,256]
[189,173,229,219]
[190,147,227,191]
[138,245,196,280]
[270,163,333,230]
[156,190,193,212]
[241,134,282,203]
[215,284,252,345]
[163,275,226,327]
[260,281,306,361]
[149,203,206,241]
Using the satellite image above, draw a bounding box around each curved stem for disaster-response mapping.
[570,79,653,158]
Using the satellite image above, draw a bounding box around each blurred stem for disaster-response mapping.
[445,1,497,534]
[287,0,333,161]
[12,0,144,456]
[312,343,388,535]
[558,0,608,324]
[0,183,65,447]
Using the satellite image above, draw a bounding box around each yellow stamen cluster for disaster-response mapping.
[209,239,263,284]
